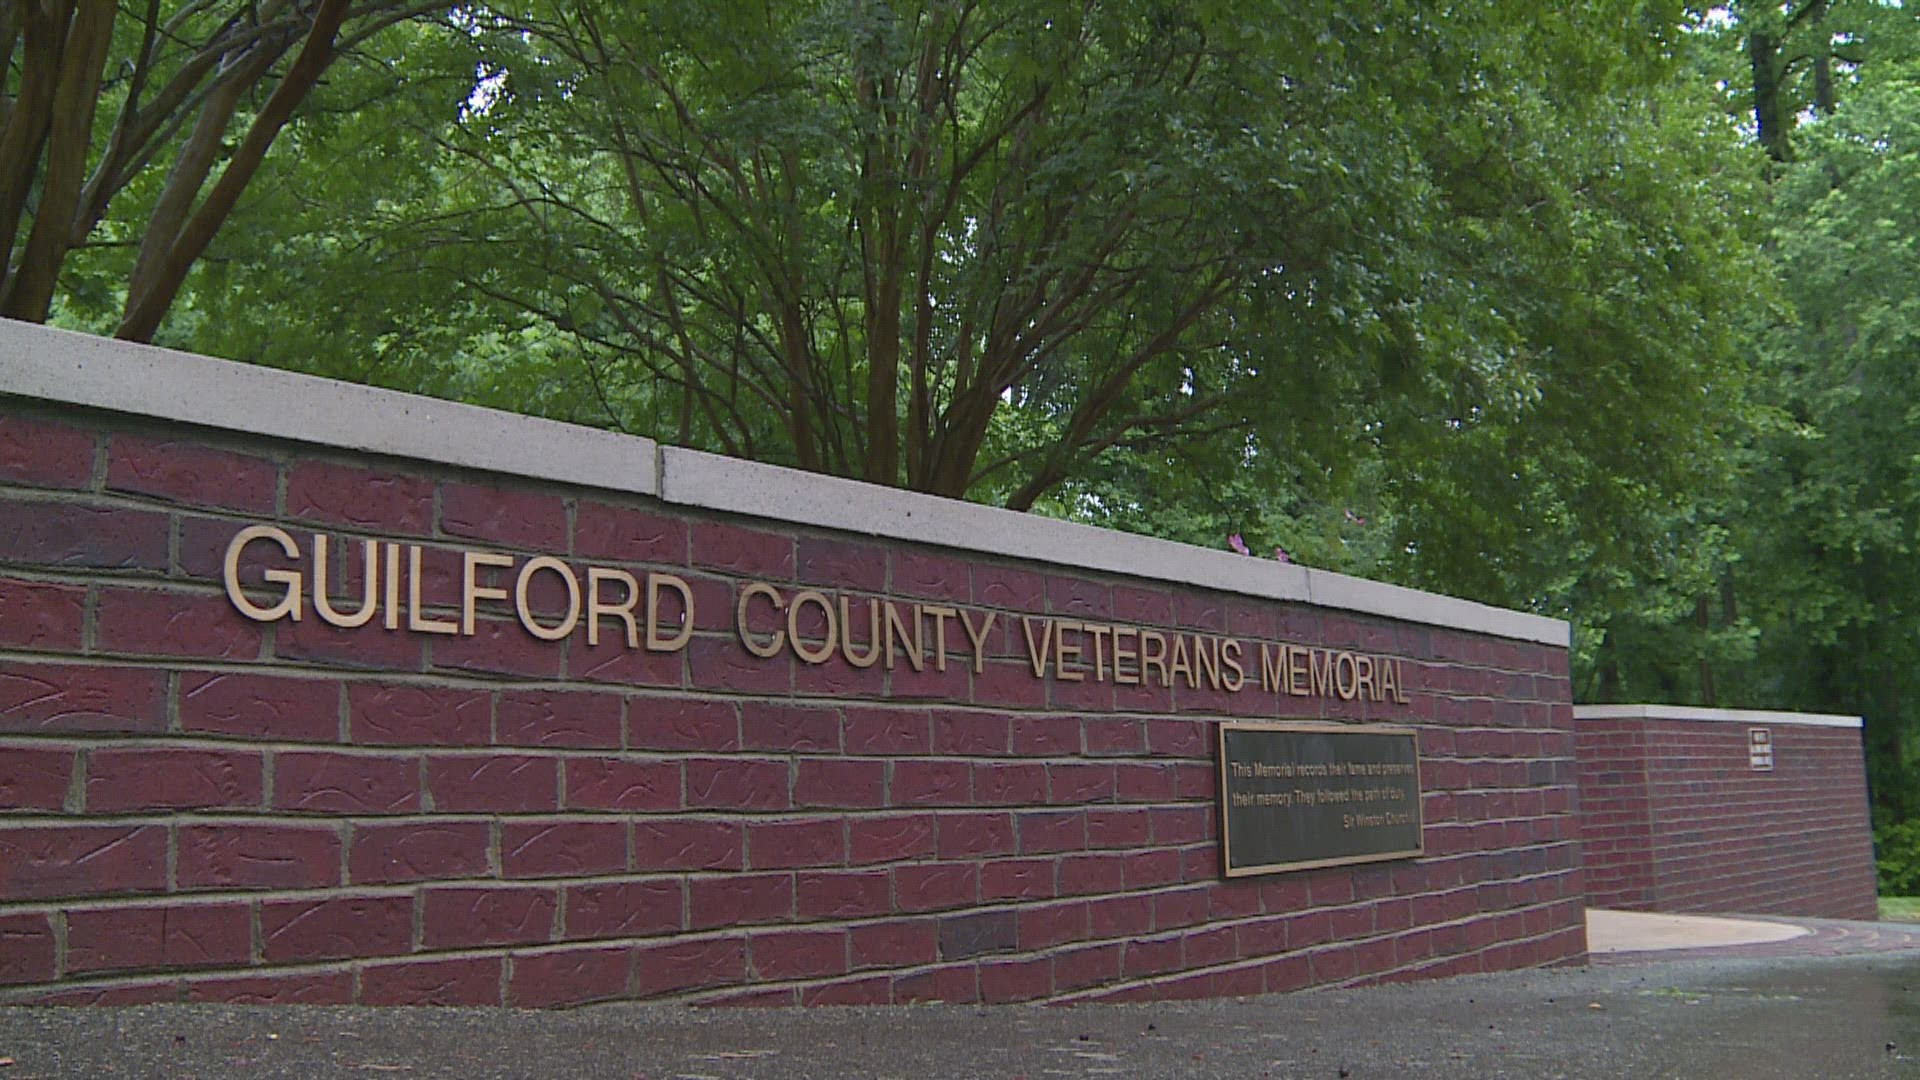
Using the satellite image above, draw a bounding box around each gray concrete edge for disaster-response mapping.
[1,319,1571,647]
[1574,704,1863,729]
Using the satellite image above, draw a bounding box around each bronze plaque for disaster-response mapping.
[1218,721,1423,877]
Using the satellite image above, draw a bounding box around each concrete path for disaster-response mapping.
[1587,908,1810,954]
[7,916,1920,1078]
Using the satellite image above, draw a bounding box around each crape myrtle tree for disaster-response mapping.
[0,0,446,336]
[286,0,1758,532]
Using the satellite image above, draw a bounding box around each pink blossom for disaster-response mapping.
[1274,546,1290,564]
[1227,533,1251,556]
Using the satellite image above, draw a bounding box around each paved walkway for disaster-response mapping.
[7,914,1920,1078]
[1591,908,1920,964]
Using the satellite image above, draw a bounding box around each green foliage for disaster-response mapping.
[1876,819,1920,895]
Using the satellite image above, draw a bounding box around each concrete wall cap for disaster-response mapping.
[1,318,657,495]
[2,319,1571,646]
[1574,704,1863,729]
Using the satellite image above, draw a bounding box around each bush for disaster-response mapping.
[1875,818,1920,895]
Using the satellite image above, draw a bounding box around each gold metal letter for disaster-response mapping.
[223,525,302,623]
[646,574,694,652]
[515,556,580,641]
[787,590,838,665]
[587,567,641,647]
[313,534,378,628]
[462,550,513,635]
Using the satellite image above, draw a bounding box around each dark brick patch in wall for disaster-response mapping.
[0,404,1583,1006]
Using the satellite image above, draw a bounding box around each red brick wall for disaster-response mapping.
[1575,713,1877,920]
[0,403,1584,1006]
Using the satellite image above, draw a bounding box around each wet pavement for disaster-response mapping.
[5,921,1920,1078]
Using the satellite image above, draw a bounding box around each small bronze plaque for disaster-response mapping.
[1218,721,1423,877]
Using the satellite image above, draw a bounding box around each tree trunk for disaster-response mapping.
[117,0,351,342]
[1749,27,1789,162]
[0,0,115,321]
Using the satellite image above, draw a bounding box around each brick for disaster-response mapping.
[349,683,490,747]
[894,863,978,913]
[360,956,503,1006]
[848,814,936,865]
[0,500,167,569]
[261,895,412,962]
[432,618,565,678]
[283,460,434,532]
[66,902,251,973]
[106,435,276,511]
[891,552,971,603]
[629,697,738,751]
[1084,717,1146,756]
[95,587,261,660]
[971,660,1048,708]
[980,956,1052,1003]
[795,758,887,808]
[982,858,1054,901]
[578,639,684,693]
[0,744,72,810]
[690,522,793,576]
[932,711,1009,754]
[86,747,263,811]
[180,672,340,742]
[0,577,83,651]
[1115,762,1180,802]
[887,657,971,701]
[796,869,891,919]
[1049,763,1115,804]
[1017,810,1087,855]
[0,912,57,984]
[749,818,845,870]
[423,886,558,948]
[565,880,684,940]
[351,820,490,884]
[842,920,933,970]
[741,702,840,752]
[633,819,744,872]
[1020,901,1088,950]
[688,873,794,929]
[28,982,181,1006]
[688,636,792,695]
[574,501,688,564]
[891,760,970,806]
[1058,853,1127,897]
[844,707,930,754]
[566,757,681,811]
[179,972,348,1005]
[440,482,568,551]
[0,662,167,734]
[1054,942,1124,992]
[0,415,95,489]
[276,751,419,814]
[427,754,559,812]
[498,689,622,748]
[750,928,848,980]
[511,945,632,1007]
[178,824,340,889]
[971,762,1048,807]
[1045,576,1110,618]
[502,820,628,878]
[275,615,424,672]
[634,937,747,997]
[972,566,1046,613]
[1086,807,1152,849]
[804,975,893,1006]
[937,812,1015,859]
[796,537,888,591]
[686,757,790,810]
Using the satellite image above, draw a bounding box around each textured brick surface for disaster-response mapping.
[1575,715,1877,920]
[0,399,1583,1007]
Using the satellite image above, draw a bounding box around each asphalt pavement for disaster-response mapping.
[4,915,1920,1078]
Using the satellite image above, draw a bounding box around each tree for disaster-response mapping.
[0,0,444,337]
